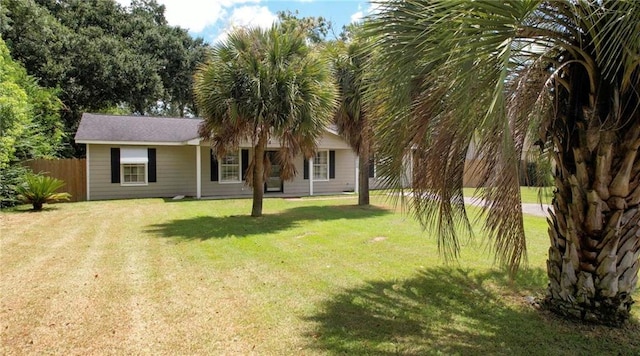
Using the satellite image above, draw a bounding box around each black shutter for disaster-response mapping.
[329,150,336,179]
[148,148,157,182]
[210,149,218,181]
[110,148,120,183]
[303,158,309,179]
[241,149,249,180]
[368,158,375,178]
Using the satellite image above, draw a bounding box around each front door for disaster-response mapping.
[265,151,283,192]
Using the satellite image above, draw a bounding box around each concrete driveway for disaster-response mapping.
[464,197,551,218]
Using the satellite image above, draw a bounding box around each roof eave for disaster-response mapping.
[75,140,189,146]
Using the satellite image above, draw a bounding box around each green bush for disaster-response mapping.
[15,173,71,210]
[519,161,553,187]
[0,165,29,208]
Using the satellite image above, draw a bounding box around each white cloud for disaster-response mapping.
[350,11,364,23]
[214,5,278,43]
[228,5,277,28]
[115,0,261,33]
[367,2,384,15]
[350,2,380,24]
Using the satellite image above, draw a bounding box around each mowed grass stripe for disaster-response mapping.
[124,200,254,353]
[1,207,106,352]
[1,196,638,355]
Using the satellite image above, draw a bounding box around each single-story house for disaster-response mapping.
[75,113,379,201]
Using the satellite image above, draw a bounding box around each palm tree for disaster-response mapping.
[329,36,373,206]
[194,25,338,217]
[365,0,639,326]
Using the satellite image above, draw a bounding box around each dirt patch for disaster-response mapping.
[294,232,315,239]
[368,236,387,243]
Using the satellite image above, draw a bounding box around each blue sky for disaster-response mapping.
[116,0,373,43]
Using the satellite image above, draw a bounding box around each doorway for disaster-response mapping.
[265,151,283,193]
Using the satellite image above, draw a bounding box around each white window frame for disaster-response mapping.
[121,163,148,186]
[120,147,148,186]
[219,150,242,184]
[313,150,329,181]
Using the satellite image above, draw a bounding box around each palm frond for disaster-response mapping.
[365,0,640,275]
[364,0,546,273]
[16,173,71,210]
[194,24,337,191]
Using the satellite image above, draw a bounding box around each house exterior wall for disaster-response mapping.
[277,154,308,195]
[316,132,351,150]
[311,149,356,193]
[88,144,197,200]
[84,134,513,200]
[225,130,352,151]
[369,177,385,190]
[200,146,357,197]
[86,134,357,200]
[368,154,413,190]
[201,146,253,197]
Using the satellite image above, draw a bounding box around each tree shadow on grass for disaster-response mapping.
[305,267,640,355]
[145,204,390,240]
[6,205,62,213]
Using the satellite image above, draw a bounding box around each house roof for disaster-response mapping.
[74,113,346,147]
[74,113,203,144]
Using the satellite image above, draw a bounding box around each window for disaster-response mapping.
[220,151,241,183]
[313,151,329,181]
[123,164,146,184]
[303,150,334,180]
[120,148,148,186]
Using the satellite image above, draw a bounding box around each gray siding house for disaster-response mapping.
[75,113,362,201]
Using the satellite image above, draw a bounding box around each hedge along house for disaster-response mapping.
[74,113,359,201]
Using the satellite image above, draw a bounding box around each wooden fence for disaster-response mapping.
[23,159,86,202]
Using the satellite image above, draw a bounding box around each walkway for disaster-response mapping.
[463,197,551,218]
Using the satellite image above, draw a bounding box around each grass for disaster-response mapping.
[1,195,638,354]
[464,186,554,204]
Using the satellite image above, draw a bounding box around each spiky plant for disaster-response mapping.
[16,173,71,210]
[365,0,640,326]
[194,25,338,217]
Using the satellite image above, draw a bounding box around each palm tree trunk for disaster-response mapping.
[544,126,640,326]
[358,146,371,206]
[251,133,267,217]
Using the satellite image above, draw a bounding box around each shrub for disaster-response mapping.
[15,173,71,210]
[0,165,29,208]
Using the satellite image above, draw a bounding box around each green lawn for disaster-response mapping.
[1,196,638,354]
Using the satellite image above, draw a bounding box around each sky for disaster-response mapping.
[115,0,376,43]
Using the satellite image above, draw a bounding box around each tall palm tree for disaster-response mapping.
[365,0,640,326]
[330,36,373,206]
[194,25,338,217]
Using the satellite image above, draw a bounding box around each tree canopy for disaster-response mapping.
[327,32,373,206]
[194,25,338,217]
[0,0,208,155]
[0,37,63,207]
[277,10,332,44]
[275,13,376,205]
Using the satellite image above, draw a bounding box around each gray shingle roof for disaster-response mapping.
[74,113,203,143]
